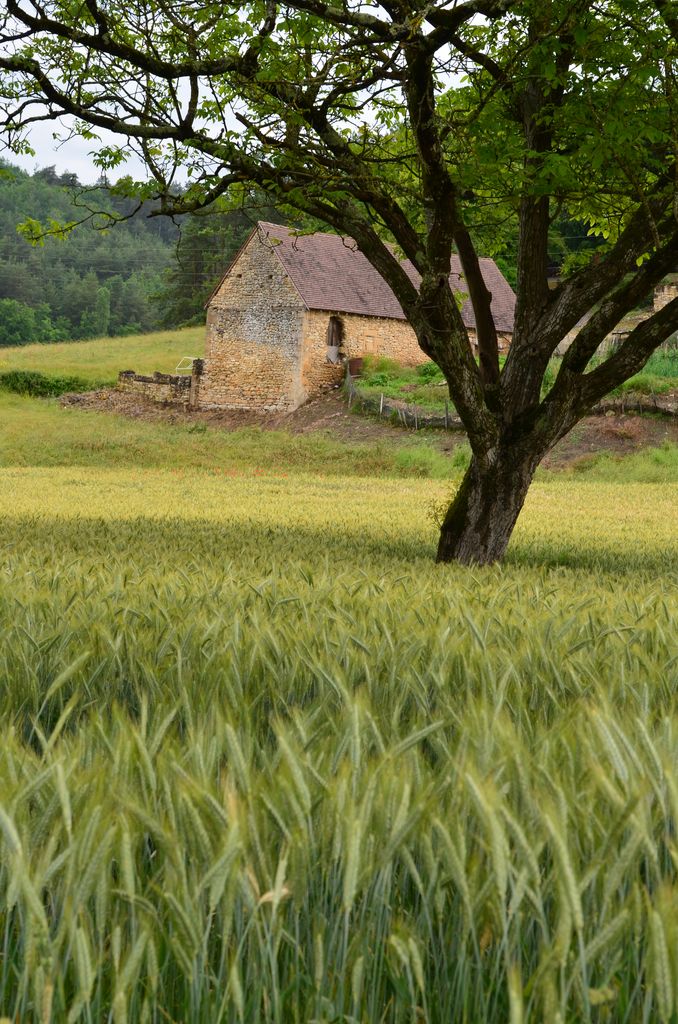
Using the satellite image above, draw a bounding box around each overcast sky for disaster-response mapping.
[2,118,149,183]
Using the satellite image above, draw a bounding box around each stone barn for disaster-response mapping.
[199,222,516,412]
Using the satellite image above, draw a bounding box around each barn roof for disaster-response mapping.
[248,221,516,333]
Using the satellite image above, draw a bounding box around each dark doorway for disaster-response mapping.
[326,316,345,363]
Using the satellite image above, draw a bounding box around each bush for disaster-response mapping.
[0,369,102,397]
[365,371,392,387]
[417,360,444,382]
[361,354,402,377]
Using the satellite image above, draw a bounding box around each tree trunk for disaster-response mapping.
[436,448,539,565]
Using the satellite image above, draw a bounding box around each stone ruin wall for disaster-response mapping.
[117,364,203,408]
[200,234,305,411]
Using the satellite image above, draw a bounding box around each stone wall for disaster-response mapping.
[201,232,305,410]
[118,370,192,406]
[654,282,678,312]
[300,310,428,399]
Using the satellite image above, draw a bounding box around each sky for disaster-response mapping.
[2,119,149,183]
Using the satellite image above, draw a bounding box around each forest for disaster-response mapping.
[0,161,263,345]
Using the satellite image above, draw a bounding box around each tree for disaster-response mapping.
[0,161,177,338]
[0,297,37,346]
[78,286,111,339]
[1,0,677,564]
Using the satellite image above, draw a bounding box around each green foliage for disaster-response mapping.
[0,297,68,345]
[0,369,102,397]
[78,286,111,339]
[357,359,452,411]
[417,361,445,383]
[0,161,174,340]
[365,370,392,387]
[0,297,40,345]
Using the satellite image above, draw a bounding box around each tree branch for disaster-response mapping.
[4,0,276,80]
[534,189,675,355]
[559,230,678,374]
[454,224,500,390]
[578,294,678,407]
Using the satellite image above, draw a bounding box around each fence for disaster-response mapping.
[345,370,678,432]
[344,370,464,431]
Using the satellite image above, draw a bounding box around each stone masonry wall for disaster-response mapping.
[118,370,192,406]
[301,310,428,399]
[201,233,305,410]
[300,313,512,400]
[654,282,678,312]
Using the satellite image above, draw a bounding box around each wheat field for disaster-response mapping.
[0,463,676,1022]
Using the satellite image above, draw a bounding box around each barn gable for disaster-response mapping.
[201,226,306,410]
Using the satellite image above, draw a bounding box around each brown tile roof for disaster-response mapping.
[254,221,516,333]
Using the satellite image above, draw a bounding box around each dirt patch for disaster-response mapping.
[545,412,678,468]
[62,387,678,466]
[62,386,469,449]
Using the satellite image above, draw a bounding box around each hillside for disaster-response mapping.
[0,162,179,343]
[0,162,263,345]
[0,326,204,384]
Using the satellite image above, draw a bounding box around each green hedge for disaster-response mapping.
[0,370,104,397]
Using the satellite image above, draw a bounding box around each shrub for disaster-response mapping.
[365,371,392,387]
[417,360,444,382]
[0,369,102,397]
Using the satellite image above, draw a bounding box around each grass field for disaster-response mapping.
[0,326,204,385]
[1,338,678,1022]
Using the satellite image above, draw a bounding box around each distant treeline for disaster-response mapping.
[0,162,270,346]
